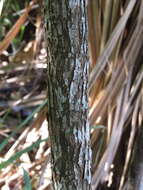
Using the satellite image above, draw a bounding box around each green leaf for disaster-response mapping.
[0,100,47,153]
[0,138,48,170]
[91,125,105,130]
[23,169,32,190]
[12,25,26,48]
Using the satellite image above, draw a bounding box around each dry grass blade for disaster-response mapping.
[92,86,127,189]
[88,0,102,66]
[90,0,143,126]
[124,3,143,66]
[89,61,124,125]
[91,58,135,186]
[110,0,121,32]
[5,107,47,160]
[91,2,143,188]
[91,47,143,190]
[89,0,136,93]
[0,0,5,16]
[129,71,143,105]
[0,1,34,53]
[119,94,141,190]
[100,0,113,53]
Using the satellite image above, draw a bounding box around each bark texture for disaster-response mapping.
[45,0,91,189]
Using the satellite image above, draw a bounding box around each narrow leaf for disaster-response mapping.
[0,138,48,170]
[89,0,136,92]
[23,169,32,190]
[0,100,47,153]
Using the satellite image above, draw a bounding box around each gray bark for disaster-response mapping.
[45,0,91,189]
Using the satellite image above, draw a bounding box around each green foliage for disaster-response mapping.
[23,169,32,190]
[0,0,27,41]
[12,25,26,48]
[0,0,48,189]
[0,138,48,170]
[0,100,48,153]
[91,125,105,130]
[0,108,11,126]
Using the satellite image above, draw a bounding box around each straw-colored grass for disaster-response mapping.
[89,0,143,189]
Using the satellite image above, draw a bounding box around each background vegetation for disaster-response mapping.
[0,0,142,189]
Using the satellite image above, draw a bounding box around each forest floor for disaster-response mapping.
[0,2,52,189]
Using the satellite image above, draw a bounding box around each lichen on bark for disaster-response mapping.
[45,0,91,189]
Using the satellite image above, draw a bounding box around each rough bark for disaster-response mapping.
[45,0,91,190]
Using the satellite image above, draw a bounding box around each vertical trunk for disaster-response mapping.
[45,0,91,190]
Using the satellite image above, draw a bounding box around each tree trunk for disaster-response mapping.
[45,0,91,189]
